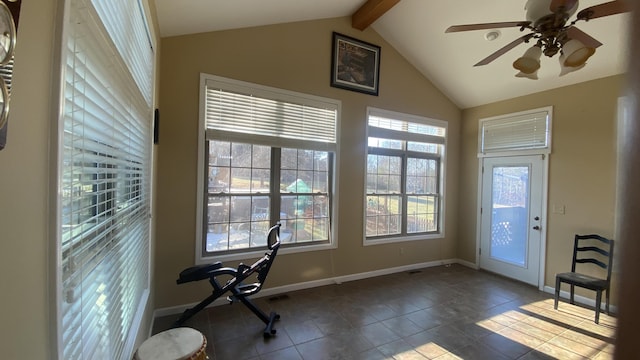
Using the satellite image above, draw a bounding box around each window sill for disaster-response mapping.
[364,233,443,246]
[197,241,337,264]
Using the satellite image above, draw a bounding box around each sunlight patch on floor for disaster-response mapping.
[472,297,617,359]
[413,342,448,359]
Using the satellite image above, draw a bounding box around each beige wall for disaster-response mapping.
[155,16,461,308]
[459,75,625,303]
[0,0,57,358]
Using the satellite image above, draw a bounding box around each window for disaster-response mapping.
[56,0,154,359]
[199,74,338,260]
[365,108,446,244]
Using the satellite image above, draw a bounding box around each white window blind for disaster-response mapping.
[480,110,550,154]
[203,75,338,150]
[368,111,446,145]
[58,0,153,359]
[92,0,153,104]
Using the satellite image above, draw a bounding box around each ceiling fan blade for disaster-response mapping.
[446,21,530,33]
[550,0,578,12]
[566,26,603,48]
[577,0,632,21]
[474,33,535,66]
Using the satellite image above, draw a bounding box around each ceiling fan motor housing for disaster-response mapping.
[525,0,579,23]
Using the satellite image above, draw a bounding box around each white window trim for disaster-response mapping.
[196,74,340,263]
[363,107,447,246]
[477,106,553,158]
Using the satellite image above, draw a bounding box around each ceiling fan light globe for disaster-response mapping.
[515,70,539,80]
[562,39,595,67]
[559,56,586,76]
[513,58,541,74]
[563,48,595,67]
[513,46,542,74]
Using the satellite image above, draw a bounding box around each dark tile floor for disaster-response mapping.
[152,264,616,360]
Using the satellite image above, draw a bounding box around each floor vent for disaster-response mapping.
[268,294,290,302]
[407,270,422,275]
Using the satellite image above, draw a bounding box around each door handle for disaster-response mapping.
[533,225,540,230]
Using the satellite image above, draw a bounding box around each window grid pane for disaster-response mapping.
[280,149,330,244]
[407,195,438,233]
[366,195,402,237]
[206,143,331,253]
[367,154,402,194]
[368,137,403,150]
[406,158,438,194]
[206,141,272,253]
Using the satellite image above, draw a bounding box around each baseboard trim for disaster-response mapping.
[153,258,469,319]
[542,285,618,314]
[455,258,478,270]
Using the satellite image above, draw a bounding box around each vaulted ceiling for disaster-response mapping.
[154,0,631,109]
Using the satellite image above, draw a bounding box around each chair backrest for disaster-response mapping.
[235,223,281,296]
[256,223,281,284]
[571,234,614,282]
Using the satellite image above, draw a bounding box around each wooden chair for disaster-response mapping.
[554,234,614,324]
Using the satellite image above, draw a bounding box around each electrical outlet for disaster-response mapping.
[553,204,566,214]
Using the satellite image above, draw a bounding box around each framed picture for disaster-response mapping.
[331,32,380,96]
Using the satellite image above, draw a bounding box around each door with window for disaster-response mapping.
[479,155,544,286]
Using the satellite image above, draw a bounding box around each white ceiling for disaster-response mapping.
[154,0,631,109]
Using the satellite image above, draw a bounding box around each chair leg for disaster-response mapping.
[594,290,602,324]
[605,288,610,315]
[569,284,575,305]
[554,277,561,310]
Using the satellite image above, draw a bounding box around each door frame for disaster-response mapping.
[476,154,549,289]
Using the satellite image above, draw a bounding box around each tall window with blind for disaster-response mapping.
[198,74,338,259]
[365,108,447,244]
[57,0,154,359]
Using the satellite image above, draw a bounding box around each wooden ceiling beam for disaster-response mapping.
[351,0,401,30]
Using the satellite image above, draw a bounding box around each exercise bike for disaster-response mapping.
[173,223,281,337]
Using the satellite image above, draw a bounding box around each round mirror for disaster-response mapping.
[0,2,16,66]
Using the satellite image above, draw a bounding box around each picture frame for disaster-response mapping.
[330,32,380,96]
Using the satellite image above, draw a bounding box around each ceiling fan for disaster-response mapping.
[445,0,632,79]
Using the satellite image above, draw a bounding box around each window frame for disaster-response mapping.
[364,107,447,246]
[197,74,340,263]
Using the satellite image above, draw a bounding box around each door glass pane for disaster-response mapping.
[490,166,529,266]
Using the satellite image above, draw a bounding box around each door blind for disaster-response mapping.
[480,110,550,154]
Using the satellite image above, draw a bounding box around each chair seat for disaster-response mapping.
[556,272,608,290]
[177,262,223,284]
